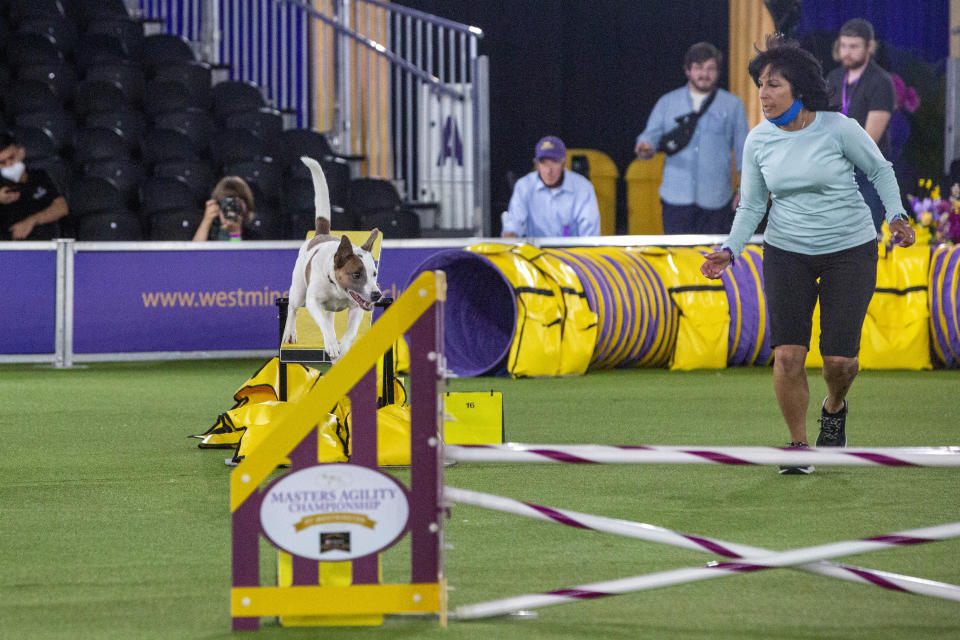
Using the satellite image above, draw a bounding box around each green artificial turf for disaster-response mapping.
[0,359,958,639]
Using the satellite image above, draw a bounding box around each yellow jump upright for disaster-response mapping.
[230,271,447,631]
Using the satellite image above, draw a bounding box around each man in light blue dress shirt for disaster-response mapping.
[501,136,601,238]
[635,42,748,234]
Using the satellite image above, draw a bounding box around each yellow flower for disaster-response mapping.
[920,211,934,226]
[931,185,941,200]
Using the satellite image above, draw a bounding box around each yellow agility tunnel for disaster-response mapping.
[407,242,952,377]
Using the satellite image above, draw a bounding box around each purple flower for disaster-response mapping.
[891,74,920,113]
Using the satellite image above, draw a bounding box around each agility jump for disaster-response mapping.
[227,269,959,630]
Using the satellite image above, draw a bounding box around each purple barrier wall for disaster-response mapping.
[0,249,57,355]
[73,249,299,353]
[69,244,458,355]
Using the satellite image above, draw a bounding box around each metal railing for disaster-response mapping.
[281,0,489,233]
[137,0,490,234]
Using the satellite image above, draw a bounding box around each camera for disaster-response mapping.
[218,196,242,221]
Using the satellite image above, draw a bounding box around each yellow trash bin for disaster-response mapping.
[625,156,665,235]
[566,148,618,236]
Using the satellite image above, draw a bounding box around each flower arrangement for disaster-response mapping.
[890,73,920,113]
[900,179,960,246]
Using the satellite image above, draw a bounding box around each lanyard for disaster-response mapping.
[841,71,861,115]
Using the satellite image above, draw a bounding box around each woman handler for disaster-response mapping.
[700,36,915,474]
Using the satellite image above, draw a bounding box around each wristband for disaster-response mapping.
[721,246,735,264]
[229,233,242,242]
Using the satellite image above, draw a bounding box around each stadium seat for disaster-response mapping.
[4,79,61,117]
[246,203,279,240]
[77,0,131,25]
[223,107,283,142]
[3,32,64,68]
[149,208,203,241]
[139,176,198,217]
[246,218,278,240]
[140,128,202,167]
[211,80,266,121]
[224,158,282,206]
[153,158,215,202]
[75,33,134,70]
[15,62,78,102]
[8,0,70,26]
[153,108,216,153]
[77,210,144,241]
[13,125,57,162]
[84,109,146,153]
[17,17,78,56]
[348,178,422,239]
[140,34,196,72]
[276,127,363,167]
[69,175,127,216]
[152,61,213,109]
[83,156,144,203]
[84,17,145,59]
[209,127,271,169]
[142,79,207,118]
[14,110,75,152]
[84,61,146,105]
[73,79,130,119]
[72,127,128,164]
[31,155,70,195]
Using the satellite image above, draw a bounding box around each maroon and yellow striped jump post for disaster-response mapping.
[229,271,447,630]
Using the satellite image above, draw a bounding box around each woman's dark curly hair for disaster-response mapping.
[747,34,835,111]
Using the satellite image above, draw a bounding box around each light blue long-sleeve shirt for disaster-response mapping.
[501,169,601,237]
[723,111,907,257]
[636,86,748,209]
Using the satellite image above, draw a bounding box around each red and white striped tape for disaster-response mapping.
[445,444,960,467]
[449,519,960,620]
[444,486,960,603]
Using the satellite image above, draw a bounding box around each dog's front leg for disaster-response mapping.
[338,307,364,358]
[282,269,307,344]
[305,298,341,362]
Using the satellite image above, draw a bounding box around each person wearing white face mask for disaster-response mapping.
[0,131,69,241]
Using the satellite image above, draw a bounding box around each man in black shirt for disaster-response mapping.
[0,131,68,241]
[826,18,896,231]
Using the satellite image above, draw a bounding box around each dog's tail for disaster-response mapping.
[301,156,332,235]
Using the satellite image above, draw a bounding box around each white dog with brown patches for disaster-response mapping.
[281,157,381,362]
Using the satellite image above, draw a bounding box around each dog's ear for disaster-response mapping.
[334,235,354,269]
[361,228,380,252]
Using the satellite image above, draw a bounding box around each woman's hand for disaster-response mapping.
[889,218,916,248]
[700,249,732,279]
[203,199,221,222]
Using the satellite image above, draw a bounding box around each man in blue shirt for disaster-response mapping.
[634,42,748,234]
[501,136,601,238]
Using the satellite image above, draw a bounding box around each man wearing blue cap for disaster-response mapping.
[501,136,601,238]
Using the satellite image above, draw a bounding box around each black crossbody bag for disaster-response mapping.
[656,89,718,156]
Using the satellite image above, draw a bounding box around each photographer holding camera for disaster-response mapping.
[192,176,260,242]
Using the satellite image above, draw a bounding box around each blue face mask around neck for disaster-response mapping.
[766,98,803,126]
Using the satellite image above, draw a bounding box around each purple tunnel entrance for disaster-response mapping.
[406,250,517,377]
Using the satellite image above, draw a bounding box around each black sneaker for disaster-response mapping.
[779,441,814,475]
[816,398,848,447]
